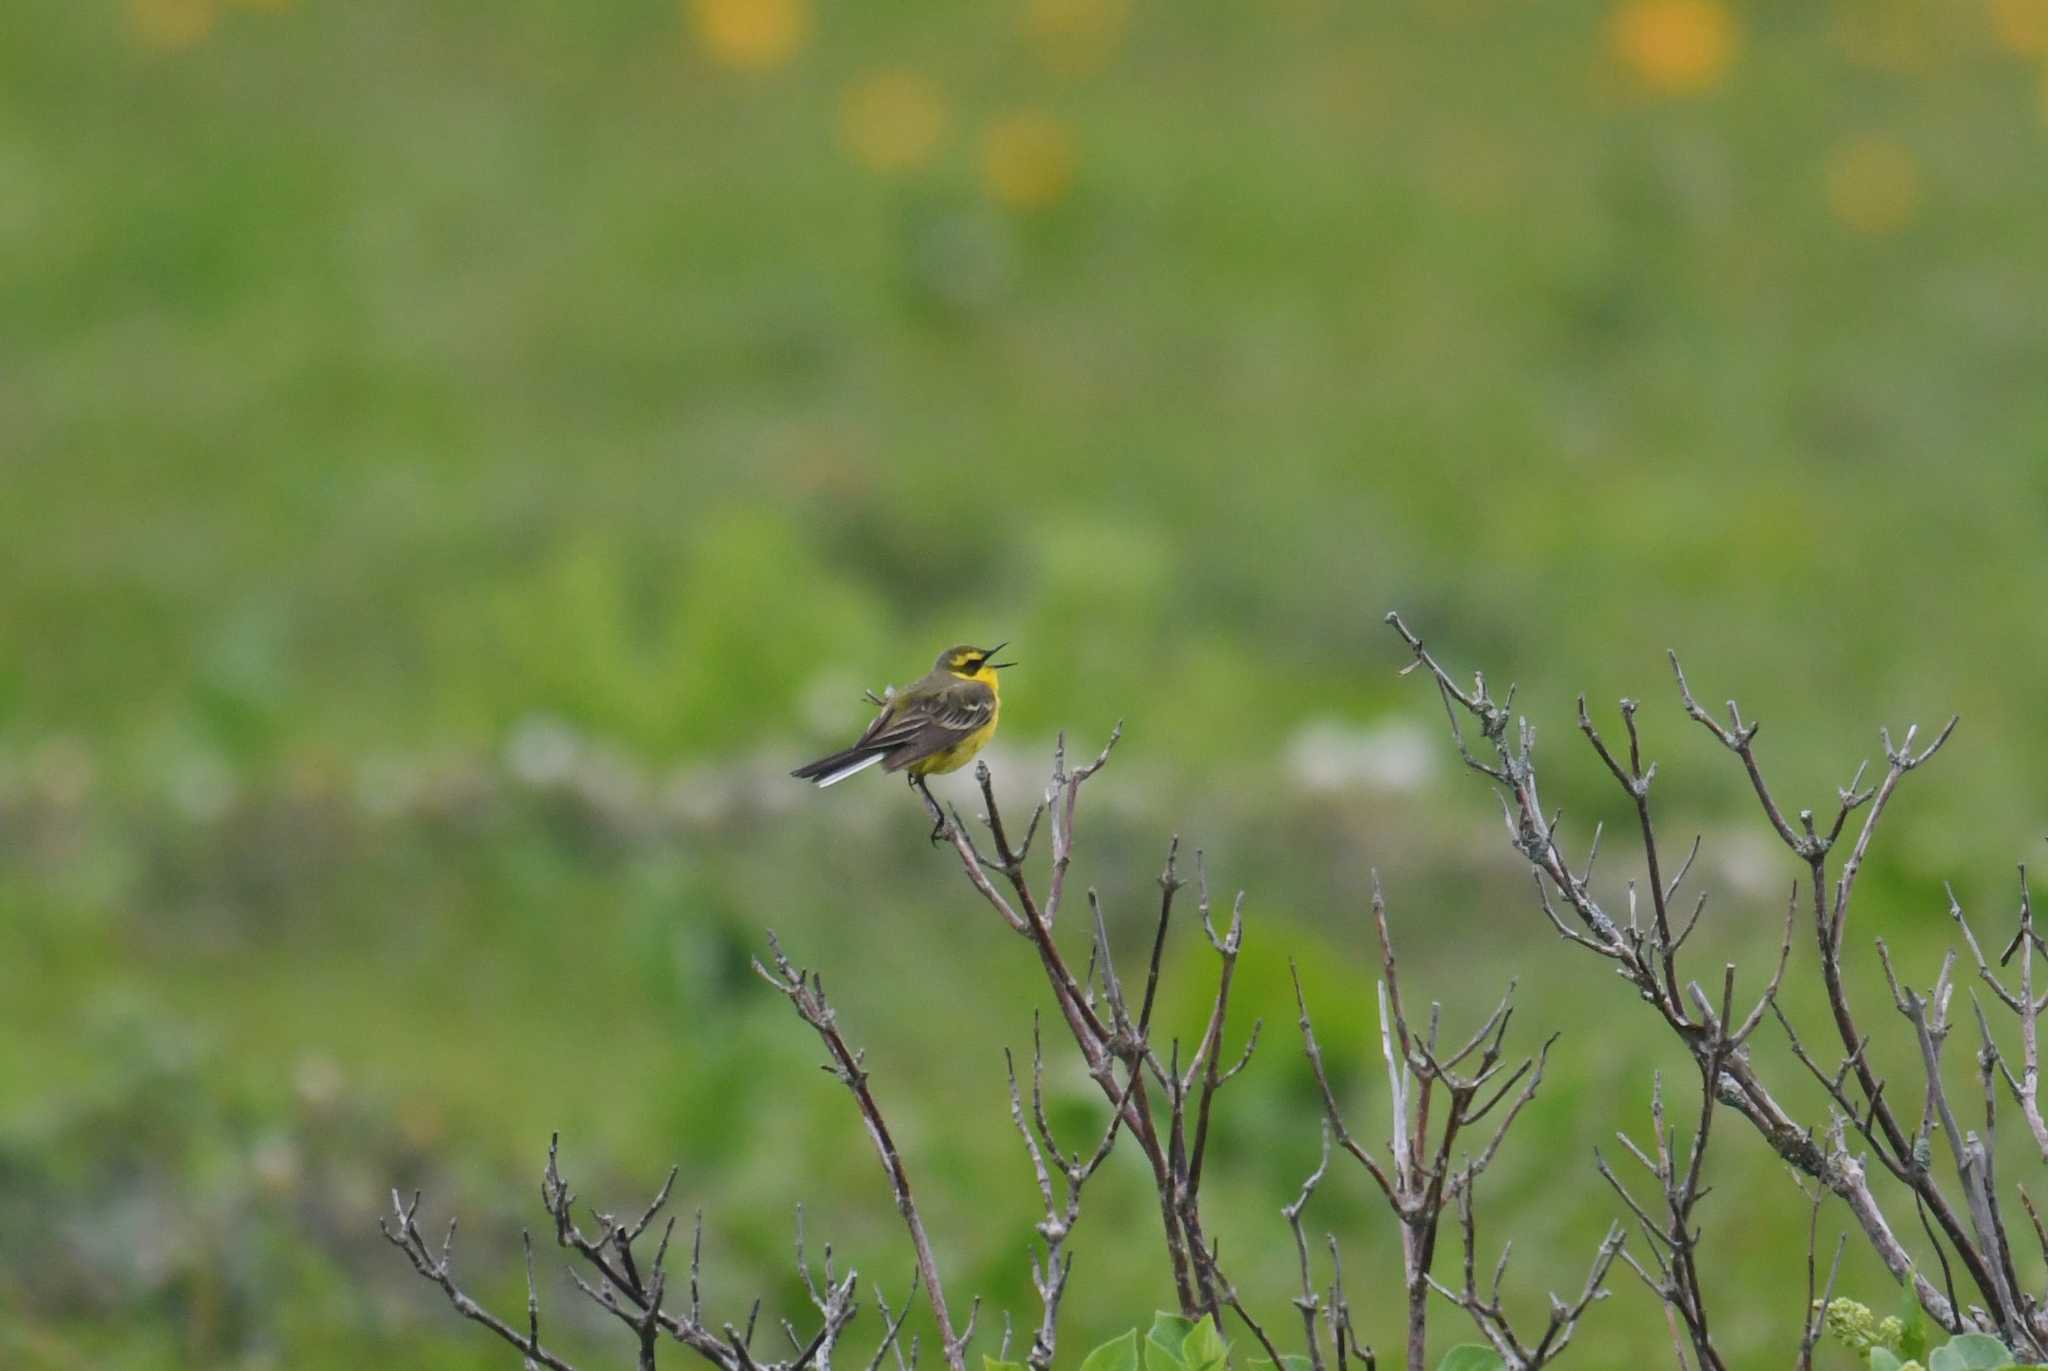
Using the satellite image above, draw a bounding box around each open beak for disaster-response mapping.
[984,642,1017,669]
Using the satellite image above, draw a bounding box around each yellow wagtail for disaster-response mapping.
[792,644,1014,823]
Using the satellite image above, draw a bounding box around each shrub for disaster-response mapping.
[384,615,2048,1369]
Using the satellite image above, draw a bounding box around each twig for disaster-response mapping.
[1384,611,2009,1341]
[756,936,967,1371]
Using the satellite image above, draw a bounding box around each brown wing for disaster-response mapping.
[875,677,995,771]
[792,674,994,783]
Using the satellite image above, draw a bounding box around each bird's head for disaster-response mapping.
[937,642,1015,681]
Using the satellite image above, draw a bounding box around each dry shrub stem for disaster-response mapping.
[755,936,975,1371]
[924,734,1290,1359]
[1292,879,1620,1371]
[1385,609,2048,1360]
[382,615,2048,1370]
[380,1136,878,1371]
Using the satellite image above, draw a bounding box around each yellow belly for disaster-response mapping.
[907,713,999,777]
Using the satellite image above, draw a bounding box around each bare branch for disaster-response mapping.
[1795,1183,1848,1371]
[1387,612,2003,1339]
[381,1192,585,1371]
[757,935,966,1371]
[1284,1124,1334,1371]
[1291,962,1398,1205]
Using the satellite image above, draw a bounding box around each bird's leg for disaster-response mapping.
[912,774,946,845]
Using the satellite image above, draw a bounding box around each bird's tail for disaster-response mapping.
[791,746,887,788]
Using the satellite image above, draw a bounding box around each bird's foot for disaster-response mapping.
[913,777,947,845]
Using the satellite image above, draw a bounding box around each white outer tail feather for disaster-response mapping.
[813,752,885,788]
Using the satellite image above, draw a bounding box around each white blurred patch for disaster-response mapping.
[504,713,581,787]
[250,1133,302,1194]
[32,735,97,810]
[294,1053,345,1113]
[571,740,649,815]
[353,754,419,817]
[660,764,733,826]
[167,748,236,822]
[1712,827,1780,900]
[1285,717,1436,794]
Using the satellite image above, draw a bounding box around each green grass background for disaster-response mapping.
[5,0,2048,1367]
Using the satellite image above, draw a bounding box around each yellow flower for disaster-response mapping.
[127,0,216,50]
[1825,137,1919,235]
[1608,0,1739,95]
[687,0,810,72]
[1023,0,1133,77]
[1988,0,2048,55]
[982,113,1076,212]
[839,71,948,175]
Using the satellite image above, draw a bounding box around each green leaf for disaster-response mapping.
[1180,1319,1229,1371]
[1868,1350,1904,1371]
[1145,1315,1197,1371]
[1249,1358,1312,1371]
[984,1359,1025,1371]
[1436,1347,1507,1371]
[1895,1281,1928,1361]
[1082,1329,1141,1371]
[1928,1334,2013,1371]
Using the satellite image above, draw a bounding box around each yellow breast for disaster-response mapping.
[908,674,1000,777]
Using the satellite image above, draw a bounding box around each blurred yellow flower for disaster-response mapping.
[687,0,809,72]
[1023,0,1133,77]
[1825,137,1919,235]
[127,0,216,50]
[982,112,1076,211]
[1988,0,2048,54]
[1608,0,1739,96]
[838,71,948,175]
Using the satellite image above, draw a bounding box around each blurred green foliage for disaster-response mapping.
[4,0,2048,1368]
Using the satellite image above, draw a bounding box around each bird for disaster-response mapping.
[792,643,1015,831]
